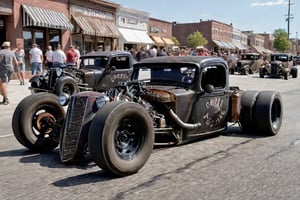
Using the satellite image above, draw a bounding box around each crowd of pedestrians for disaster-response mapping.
[129,45,238,65]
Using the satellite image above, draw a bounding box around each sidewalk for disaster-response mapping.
[0,79,31,108]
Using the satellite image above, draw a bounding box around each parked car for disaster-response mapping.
[259,53,298,80]
[231,53,263,75]
[293,56,300,65]
[29,51,134,95]
[13,56,283,177]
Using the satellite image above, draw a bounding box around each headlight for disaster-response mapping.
[56,68,63,77]
[58,93,70,106]
[95,96,110,109]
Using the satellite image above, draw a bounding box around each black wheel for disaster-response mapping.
[55,76,79,96]
[239,90,260,133]
[229,67,235,75]
[12,93,65,152]
[88,101,154,177]
[259,68,265,78]
[284,71,289,80]
[254,91,282,136]
[291,67,298,78]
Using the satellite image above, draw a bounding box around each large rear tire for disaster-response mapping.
[12,93,65,152]
[88,101,154,177]
[239,90,260,133]
[254,91,282,136]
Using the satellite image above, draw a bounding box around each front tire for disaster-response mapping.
[88,101,154,177]
[55,76,79,96]
[12,93,65,152]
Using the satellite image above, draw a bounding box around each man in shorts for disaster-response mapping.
[0,41,18,105]
[29,43,43,75]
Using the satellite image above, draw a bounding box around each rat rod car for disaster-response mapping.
[230,53,263,75]
[259,53,298,80]
[29,51,134,95]
[12,56,283,177]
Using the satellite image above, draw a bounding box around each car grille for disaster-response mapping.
[271,64,279,74]
[60,96,88,162]
[48,69,59,88]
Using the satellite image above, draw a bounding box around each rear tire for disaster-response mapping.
[254,91,282,136]
[88,101,154,176]
[239,90,260,133]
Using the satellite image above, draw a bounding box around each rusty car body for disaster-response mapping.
[13,56,283,177]
[231,53,263,75]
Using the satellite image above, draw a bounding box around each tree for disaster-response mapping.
[273,29,291,52]
[171,37,180,46]
[186,31,208,49]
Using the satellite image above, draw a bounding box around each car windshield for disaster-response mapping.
[271,55,288,62]
[132,65,197,85]
[80,56,109,68]
[241,54,259,60]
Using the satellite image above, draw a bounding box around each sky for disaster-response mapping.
[110,0,300,38]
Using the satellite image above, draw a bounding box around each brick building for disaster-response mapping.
[148,17,174,50]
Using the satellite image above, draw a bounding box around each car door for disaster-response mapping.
[95,55,133,91]
[189,64,229,134]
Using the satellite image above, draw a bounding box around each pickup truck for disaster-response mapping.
[13,56,283,177]
[29,51,134,95]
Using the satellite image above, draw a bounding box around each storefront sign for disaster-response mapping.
[70,5,113,21]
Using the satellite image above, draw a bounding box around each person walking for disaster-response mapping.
[52,44,66,67]
[29,43,43,75]
[14,44,26,85]
[45,45,53,70]
[0,41,18,105]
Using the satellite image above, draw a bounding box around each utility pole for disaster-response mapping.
[286,0,293,39]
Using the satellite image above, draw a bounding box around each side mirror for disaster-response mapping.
[203,84,214,93]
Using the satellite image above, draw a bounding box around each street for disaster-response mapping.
[1,72,300,200]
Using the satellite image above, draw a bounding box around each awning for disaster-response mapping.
[119,28,153,44]
[22,5,73,30]
[72,15,120,38]
[251,45,272,54]
[213,40,226,48]
[162,37,174,45]
[151,36,165,46]
[0,1,13,15]
[232,42,248,50]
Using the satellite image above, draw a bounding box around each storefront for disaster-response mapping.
[70,3,120,54]
[117,6,153,51]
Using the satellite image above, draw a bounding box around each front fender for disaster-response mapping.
[29,75,48,90]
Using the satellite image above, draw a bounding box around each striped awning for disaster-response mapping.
[22,5,73,30]
[150,36,165,46]
[72,15,121,38]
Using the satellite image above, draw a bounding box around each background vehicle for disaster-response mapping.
[13,56,283,177]
[231,53,263,75]
[29,51,134,95]
[293,56,300,65]
[259,53,298,80]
